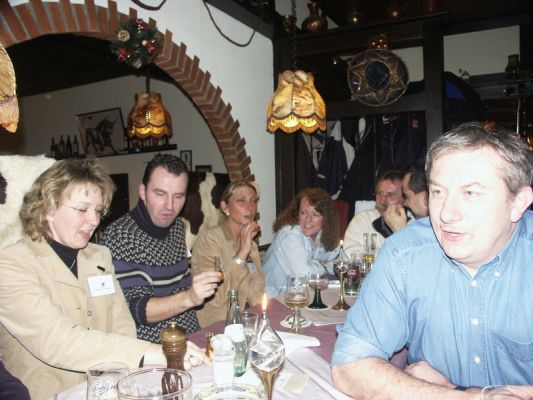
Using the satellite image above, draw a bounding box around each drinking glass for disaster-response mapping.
[117,368,192,400]
[363,233,377,265]
[242,311,259,349]
[249,311,285,400]
[87,362,129,400]
[307,271,329,309]
[283,274,309,333]
[481,385,526,399]
[344,253,361,296]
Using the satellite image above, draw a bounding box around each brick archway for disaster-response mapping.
[0,0,253,181]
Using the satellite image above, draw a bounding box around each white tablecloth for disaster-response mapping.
[50,347,350,400]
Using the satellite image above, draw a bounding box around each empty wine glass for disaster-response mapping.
[283,274,309,333]
[307,271,329,309]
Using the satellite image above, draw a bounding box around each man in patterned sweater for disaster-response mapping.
[102,154,221,343]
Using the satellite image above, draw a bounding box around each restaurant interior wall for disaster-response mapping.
[0,0,276,244]
[16,75,224,211]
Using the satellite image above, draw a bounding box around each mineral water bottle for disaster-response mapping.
[225,290,247,377]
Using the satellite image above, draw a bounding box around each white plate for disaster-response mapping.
[194,384,264,400]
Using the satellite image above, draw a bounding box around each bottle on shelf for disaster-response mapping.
[72,135,79,157]
[58,135,66,159]
[65,135,73,158]
[49,137,57,159]
[224,290,247,377]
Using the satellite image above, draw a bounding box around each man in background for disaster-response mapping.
[102,154,220,343]
[343,170,405,256]
[332,123,533,398]
[383,160,428,232]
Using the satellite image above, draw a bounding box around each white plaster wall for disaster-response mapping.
[394,26,520,82]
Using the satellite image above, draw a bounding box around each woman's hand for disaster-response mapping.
[236,221,260,260]
[184,341,210,370]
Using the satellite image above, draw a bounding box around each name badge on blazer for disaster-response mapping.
[88,274,116,297]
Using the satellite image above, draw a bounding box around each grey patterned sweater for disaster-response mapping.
[101,201,200,343]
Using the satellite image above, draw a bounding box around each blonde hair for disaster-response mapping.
[20,158,115,241]
[220,180,258,206]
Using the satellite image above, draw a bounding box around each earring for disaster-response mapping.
[225,211,230,216]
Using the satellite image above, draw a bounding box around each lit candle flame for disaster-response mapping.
[262,293,268,313]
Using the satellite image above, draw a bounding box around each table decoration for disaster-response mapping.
[249,294,285,400]
[332,241,351,311]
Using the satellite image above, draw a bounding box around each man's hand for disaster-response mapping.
[383,204,408,232]
[188,271,221,306]
[404,361,454,388]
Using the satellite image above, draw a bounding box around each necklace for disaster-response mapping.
[69,259,77,271]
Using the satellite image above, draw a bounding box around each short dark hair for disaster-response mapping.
[404,160,427,194]
[376,170,403,195]
[142,153,188,186]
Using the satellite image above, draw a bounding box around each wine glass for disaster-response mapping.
[249,311,285,400]
[332,251,350,311]
[307,271,329,309]
[283,274,309,333]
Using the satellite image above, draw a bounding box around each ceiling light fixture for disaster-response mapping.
[266,0,326,134]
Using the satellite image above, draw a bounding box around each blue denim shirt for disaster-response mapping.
[263,225,339,297]
[332,212,533,387]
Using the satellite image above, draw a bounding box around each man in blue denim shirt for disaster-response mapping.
[332,123,533,399]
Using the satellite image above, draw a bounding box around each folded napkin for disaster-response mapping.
[277,331,320,356]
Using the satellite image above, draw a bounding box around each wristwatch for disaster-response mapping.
[233,256,246,266]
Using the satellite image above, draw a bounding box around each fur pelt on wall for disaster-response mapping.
[0,154,55,248]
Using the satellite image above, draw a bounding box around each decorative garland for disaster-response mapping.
[110,18,161,69]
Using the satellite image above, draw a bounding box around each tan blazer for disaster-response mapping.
[191,220,265,328]
[0,237,151,400]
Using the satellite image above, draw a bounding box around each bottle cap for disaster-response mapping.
[224,323,245,342]
[211,334,234,353]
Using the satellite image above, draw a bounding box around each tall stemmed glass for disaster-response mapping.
[283,274,309,333]
[332,244,350,311]
[307,271,329,309]
[249,297,285,400]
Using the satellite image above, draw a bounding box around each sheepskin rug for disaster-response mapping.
[0,154,55,248]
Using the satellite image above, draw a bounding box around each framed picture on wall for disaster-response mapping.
[195,165,212,173]
[76,107,125,157]
[180,150,192,171]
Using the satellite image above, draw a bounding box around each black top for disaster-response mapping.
[49,239,79,277]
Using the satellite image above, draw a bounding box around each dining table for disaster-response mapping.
[51,286,405,399]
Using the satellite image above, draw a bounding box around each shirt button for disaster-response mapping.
[494,271,501,277]
[471,280,478,287]
[474,356,481,364]
[87,310,93,317]
[471,318,479,326]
